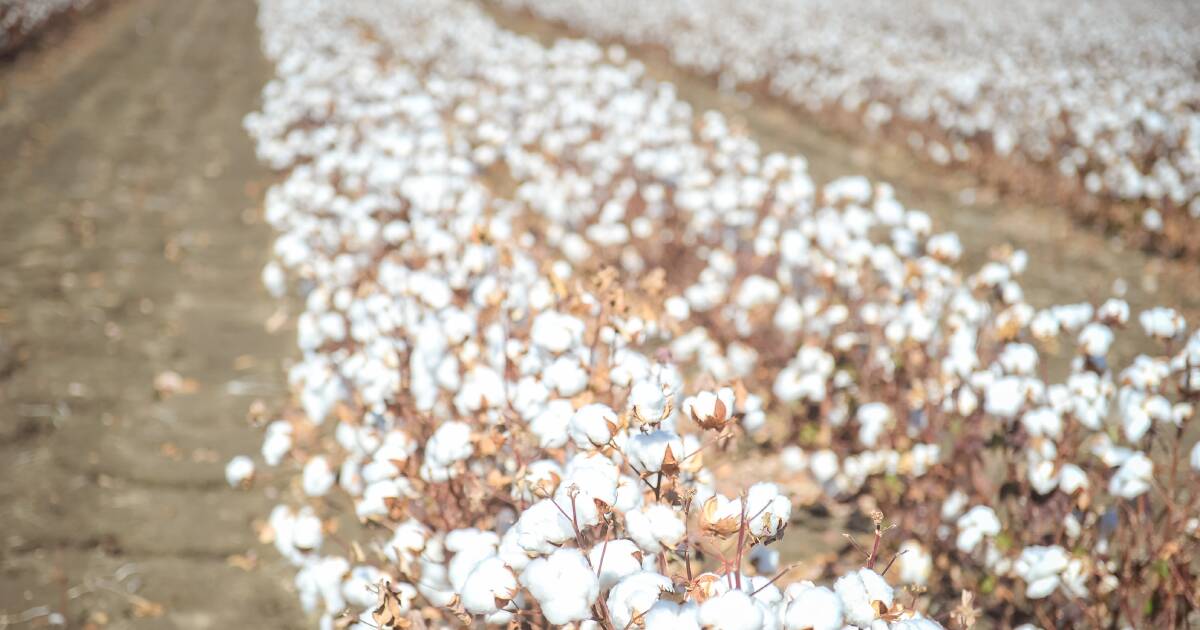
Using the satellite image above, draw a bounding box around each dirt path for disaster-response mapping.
[0,1,302,628]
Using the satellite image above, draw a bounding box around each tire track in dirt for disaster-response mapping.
[0,1,303,627]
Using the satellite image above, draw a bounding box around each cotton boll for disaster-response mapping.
[225,455,255,488]
[303,455,336,497]
[745,482,791,541]
[1108,451,1153,498]
[834,568,893,627]
[626,429,685,475]
[530,399,574,449]
[607,571,673,629]
[698,589,763,630]
[684,387,736,430]
[531,311,586,354]
[589,539,644,589]
[262,420,294,466]
[522,548,600,625]
[514,499,575,555]
[628,379,670,427]
[643,600,701,630]
[568,403,619,449]
[955,506,1001,553]
[782,582,843,630]
[1015,546,1070,599]
[856,402,893,448]
[625,504,685,554]
[460,556,518,615]
[897,541,932,586]
[809,449,839,483]
[1191,441,1200,471]
[292,508,324,553]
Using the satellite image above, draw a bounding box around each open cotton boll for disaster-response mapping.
[1108,452,1153,498]
[856,402,893,448]
[530,399,575,449]
[341,564,386,608]
[383,518,430,567]
[1020,407,1062,440]
[460,556,518,615]
[568,403,619,449]
[834,568,894,627]
[225,455,255,488]
[897,541,932,586]
[809,449,840,484]
[291,508,324,553]
[607,571,673,629]
[643,600,701,630]
[522,548,599,625]
[626,429,685,475]
[261,420,294,466]
[745,482,791,540]
[513,499,575,555]
[955,506,1001,553]
[698,589,763,630]
[626,504,686,553]
[302,455,336,497]
[531,311,586,354]
[589,539,644,589]
[684,387,736,430]
[782,582,843,630]
[421,420,473,480]
[1015,546,1070,599]
[1192,441,1200,471]
[628,379,670,427]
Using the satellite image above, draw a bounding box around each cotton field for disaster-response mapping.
[498,0,1200,260]
[218,0,1200,628]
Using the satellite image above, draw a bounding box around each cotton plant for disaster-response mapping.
[225,0,1200,627]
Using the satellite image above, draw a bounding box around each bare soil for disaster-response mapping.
[0,0,302,627]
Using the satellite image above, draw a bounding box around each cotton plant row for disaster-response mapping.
[0,0,95,54]
[494,0,1200,258]
[232,0,1200,627]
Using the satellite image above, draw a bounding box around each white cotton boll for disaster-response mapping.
[1139,307,1185,339]
[522,548,600,625]
[514,499,575,555]
[889,615,945,629]
[292,509,324,552]
[856,402,893,448]
[698,589,763,630]
[262,420,294,466]
[782,582,843,630]
[984,376,1025,420]
[629,379,670,426]
[342,565,386,608]
[461,556,518,615]
[834,568,893,627]
[643,600,701,630]
[530,399,574,449]
[303,455,336,497]
[446,530,500,593]
[665,296,691,321]
[898,541,932,586]
[589,539,644,589]
[745,482,791,540]
[1078,323,1114,357]
[941,490,968,521]
[531,311,585,354]
[1058,464,1089,495]
[545,355,589,397]
[1191,441,1200,471]
[568,403,619,449]
[1021,407,1062,440]
[225,455,255,488]
[626,504,685,554]
[607,571,673,629]
[780,446,807,472]
[1108,452,1153,498]
[683,387,736,430]
[614,474,645,512]
[627,430,685,475]
[809,449,839,483]
[1015,546,1069,599]
[955,506,1001,553]
[516,459,563,502]
[261,260,287,298]
[383,518,429,567]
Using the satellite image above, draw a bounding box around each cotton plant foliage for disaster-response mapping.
[232,0,1200,627]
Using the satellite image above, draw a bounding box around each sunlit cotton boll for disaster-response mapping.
[626,504,686,554]
[568,403,619,449]
[521,548,599,625]
[783,581,844,630]
[460,556,518,615]
[1108,451,1153,498]
[698,589,763,630]
[607,571,674,629]
[225,455,255,488]
[302,455,336,497]
[833,568,894,627]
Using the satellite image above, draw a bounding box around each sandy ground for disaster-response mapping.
[0,0,302,627]
[0,2,1197,629]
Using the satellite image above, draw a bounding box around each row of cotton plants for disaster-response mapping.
[0,0,95,54]
[229,0,1200,627]
[494,0,1200,259]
